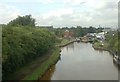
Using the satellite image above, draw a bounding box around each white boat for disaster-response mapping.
[113,55,120,65]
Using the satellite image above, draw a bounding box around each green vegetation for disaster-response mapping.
[54,26,103,37]
[23,47,60,80]
[2,15,57,80]
[55,38,73,47]
[105,31,120,56]
[8,15,35,27]
[73,26,97,37]
[60,39,71,45]
[93,41,108,49]
[0,26,2,52]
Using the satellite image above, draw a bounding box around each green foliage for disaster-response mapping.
[54,26,103,37]
[105,31,120,56]
[54,28,64,37]
[8,15,35,27]
[75,26,85,37]
[92,39,98,44]
[23,47,60,80]
[96,27,104,33]
[87,26,96,33]
[2,26,56,80]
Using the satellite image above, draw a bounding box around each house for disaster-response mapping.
[63,30,74,39]
[64,30,69,38]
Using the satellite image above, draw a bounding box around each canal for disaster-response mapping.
[41,42,118,80]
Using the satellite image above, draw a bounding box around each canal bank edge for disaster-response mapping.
[92,43,115,56]
[23,39,74,80]
[92,42,120,67]
[58,41,74,47]
[92,43,116,58]
[38,40,76,80]
[23,41,114,80]
[56,39,77,47]
[23,47,60,80]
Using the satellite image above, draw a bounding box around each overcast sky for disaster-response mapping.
[0,0,119,28]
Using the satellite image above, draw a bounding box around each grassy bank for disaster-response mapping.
[92,41,115,56]
[92,41,108,50]
[92,31,120,66]
[23,47,60,80]
[21,38,72,80]
[7,38,71,80]
[6,47,60,80]
[57,38,74,47]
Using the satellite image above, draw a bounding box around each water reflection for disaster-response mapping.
[66,43,74,52]
[94,49,104,53]
[40,43,118,80]
[40,65,56,80]
[68,43,74,50]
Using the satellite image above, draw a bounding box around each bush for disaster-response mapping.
[2,26,56,80]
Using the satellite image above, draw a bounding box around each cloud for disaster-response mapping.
[0,3,21,24]
[35,0,118,27]
[64,0,86,6]
[0,0,119,28]
[41,8,73,19]
[1,0,55,4]
[35,8,95,27]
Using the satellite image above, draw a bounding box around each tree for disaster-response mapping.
[87,26,96,33]
[2,26,56,80]
[96,27,103,33]
[8,15,35,27]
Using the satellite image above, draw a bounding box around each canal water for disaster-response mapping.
[41,42,118,80]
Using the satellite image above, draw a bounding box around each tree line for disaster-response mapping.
[2,15,56,80]
[54,26,104,37]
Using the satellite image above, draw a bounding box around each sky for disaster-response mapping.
[0,0,119,28]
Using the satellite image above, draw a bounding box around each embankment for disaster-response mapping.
[22,47,60,80]
[92,42,120,67]
[92,43,115,56]
[6,47,60,80]
[57,41,75,47]
[24,39,75,80]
